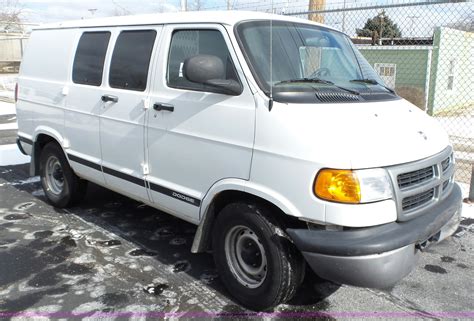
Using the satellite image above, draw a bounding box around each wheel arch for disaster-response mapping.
[191,179,306,253]
[30,127,66,176]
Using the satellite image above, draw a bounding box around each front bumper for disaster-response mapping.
[287,183,462,289]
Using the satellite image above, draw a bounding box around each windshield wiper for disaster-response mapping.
[275,78,360,95]
[350,79,396,94]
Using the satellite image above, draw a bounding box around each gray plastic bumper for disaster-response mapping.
[287,183,462,289]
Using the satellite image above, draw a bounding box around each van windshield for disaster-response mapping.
[236,20,392,101]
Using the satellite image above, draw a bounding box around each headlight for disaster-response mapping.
[314,168,393,204]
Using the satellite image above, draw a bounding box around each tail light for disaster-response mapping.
[15,83,19,103]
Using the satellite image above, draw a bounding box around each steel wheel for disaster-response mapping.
[224,225,268,288]
[44,155,64,195]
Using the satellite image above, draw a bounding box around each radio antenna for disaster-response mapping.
[269,0,274,111]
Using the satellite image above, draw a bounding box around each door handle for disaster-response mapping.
[153,103,174,112]
[101,94,119,103]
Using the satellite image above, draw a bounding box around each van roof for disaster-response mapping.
[35,10,337,32]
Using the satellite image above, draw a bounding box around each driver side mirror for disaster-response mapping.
[183,54,242,96]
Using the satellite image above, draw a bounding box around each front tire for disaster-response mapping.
[39,142,87,207]
[212,202,304,310]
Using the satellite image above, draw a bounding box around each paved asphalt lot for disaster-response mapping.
[0,103,473,319]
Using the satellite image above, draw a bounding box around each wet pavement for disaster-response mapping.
[0,163,473,319]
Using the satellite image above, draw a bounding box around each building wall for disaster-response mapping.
[359,46,430,109]
[360,48,429,89]
[429,27,474,114]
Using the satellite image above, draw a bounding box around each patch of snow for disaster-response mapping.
[458,182,474,218]
[13,202,36,211]
[32,189,45,197]
[11,176,40,186]
[72,301,105,314]
[0,144,30,166]
[186,297,199,304]
[462,202,474,219]
[0,101,16,116]
[89,285,106,299]
[36,305,62,313]
[12,316,49,321]
[73,253,96,265]
[0,122,17,130]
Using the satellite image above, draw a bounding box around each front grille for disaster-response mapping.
[315,92,360,103]
[387,148,454,221]
[397,166,434,189]
[402,189,435,211]
[441,157,451,172]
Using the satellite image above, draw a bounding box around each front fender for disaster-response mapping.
[191,178,302,253]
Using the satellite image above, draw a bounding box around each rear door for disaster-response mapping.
[145,24,256,222]
[99,27,161,202]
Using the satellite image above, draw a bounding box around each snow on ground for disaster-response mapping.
[435,115,474,139]
[0,101,16,116]
[0,74,16,102]
[0,122,18,130]
[463,202,474,219]
[459,182,474,219]
[0,74,17,91]
[0,144,30,166]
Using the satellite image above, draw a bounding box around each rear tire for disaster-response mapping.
[39,142,87,207]
[212,202,305,311]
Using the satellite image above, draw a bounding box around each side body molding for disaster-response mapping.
[191,178,302,253]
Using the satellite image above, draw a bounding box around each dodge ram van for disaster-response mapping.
[16,11,462,310]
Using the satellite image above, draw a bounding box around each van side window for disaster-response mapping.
[73,32,111,86]
[109,30,157,91]
[167,29,240,93]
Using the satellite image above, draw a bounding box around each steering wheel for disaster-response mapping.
[309,67,331,78]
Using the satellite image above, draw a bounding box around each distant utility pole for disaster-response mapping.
[308,0,326,24]
[408,15,419,37]
[181,0,187,11]
[467,165,474,203]
[341,0,346,33]
[379,11,385,45]
[227,0,231,10]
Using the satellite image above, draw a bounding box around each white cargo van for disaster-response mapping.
[16,11,462,310]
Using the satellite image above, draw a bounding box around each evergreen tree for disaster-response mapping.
[356,11,402,38]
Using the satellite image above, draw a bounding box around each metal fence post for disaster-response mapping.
[467,165,474,203]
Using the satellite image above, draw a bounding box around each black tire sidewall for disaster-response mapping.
[213,203,290,310]
[39,143,74,207]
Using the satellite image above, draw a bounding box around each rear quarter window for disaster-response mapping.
[72,32,111,86]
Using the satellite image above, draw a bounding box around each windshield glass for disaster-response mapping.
[236,20,387,97]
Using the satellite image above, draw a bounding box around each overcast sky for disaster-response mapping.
[18,0,378,23]
[10,0,472,37]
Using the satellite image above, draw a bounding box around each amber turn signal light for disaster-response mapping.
[314,169,361,204]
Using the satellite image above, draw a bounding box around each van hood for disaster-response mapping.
[257,98,450,169]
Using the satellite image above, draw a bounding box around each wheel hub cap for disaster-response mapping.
[225,225,267,288]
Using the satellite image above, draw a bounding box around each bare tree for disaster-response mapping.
[447,13,474,32]
[194,0,202,11]
[111,0,131,16]
[0,0,23,32]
